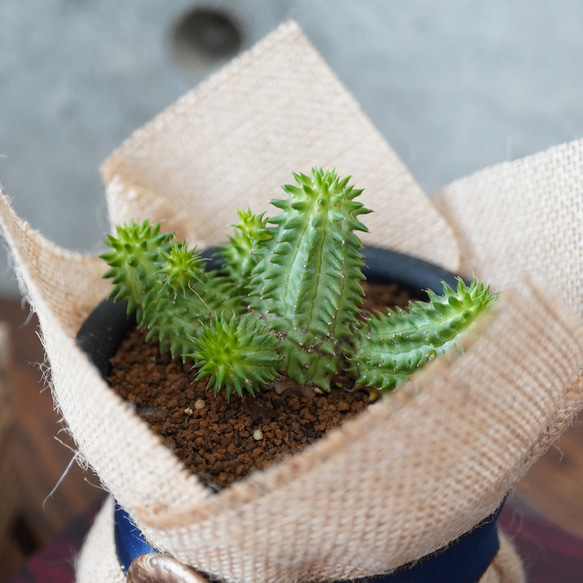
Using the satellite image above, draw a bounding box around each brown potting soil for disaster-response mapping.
[107,282,412,490]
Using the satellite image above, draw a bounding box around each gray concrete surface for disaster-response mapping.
[1,1,583,296]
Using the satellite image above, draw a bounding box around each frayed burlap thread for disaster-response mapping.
[1,19,582,583]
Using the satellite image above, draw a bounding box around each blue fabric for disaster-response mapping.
[114,502,159,574]
[114,501,501,582]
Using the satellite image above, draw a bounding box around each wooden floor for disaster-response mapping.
[0,297,582,580]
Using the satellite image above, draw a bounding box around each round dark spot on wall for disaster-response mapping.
[172,7,242,71]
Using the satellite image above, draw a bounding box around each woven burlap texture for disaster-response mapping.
[433,139,583,319]
[75,497,525,583]
[1,20,582,583]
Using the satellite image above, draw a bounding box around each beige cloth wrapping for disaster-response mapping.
[1,20,583,583]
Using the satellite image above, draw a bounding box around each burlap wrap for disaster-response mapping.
[1,20,583,583]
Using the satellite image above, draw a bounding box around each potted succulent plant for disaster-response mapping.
[75,167,500,580]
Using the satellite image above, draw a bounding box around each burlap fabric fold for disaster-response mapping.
[432,139,583,319]
[1,20,583,583]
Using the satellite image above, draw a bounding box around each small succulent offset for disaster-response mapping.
[101,168,497,399]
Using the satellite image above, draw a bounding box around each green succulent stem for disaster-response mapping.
[350,279,498,391]
[251,168,371,388]
[101,220,217,357]
[101,167,498,400]
[189,314,280,399]
[218,208,272,291]
[101,220,174,315]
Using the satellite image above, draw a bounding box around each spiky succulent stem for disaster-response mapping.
[218,208,272,291]
[189,314,281,399]
[349,278,498,392]
[102,221,205,355]
[251,168,371,388]
[102,220,224,357]
[101,220,174,315]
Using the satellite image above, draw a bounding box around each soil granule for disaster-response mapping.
[107,282,411,490]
